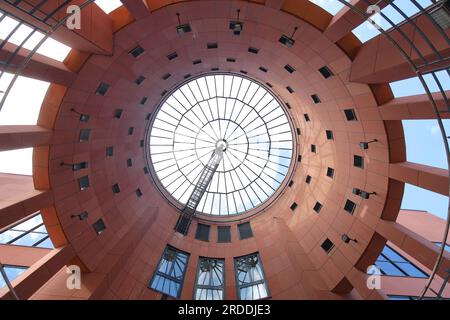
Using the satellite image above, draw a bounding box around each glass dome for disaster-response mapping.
[147,73,294,216]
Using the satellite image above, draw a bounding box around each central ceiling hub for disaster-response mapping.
[216,139,228,152]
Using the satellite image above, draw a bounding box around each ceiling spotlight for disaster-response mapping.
[176,13,192,35]
[71,211,89,221]
[359,139,378,150]
[352,188,376,199]
[341,234,358,244]
[279,26,298,48]
[70,108,90,122]
[229,9,243,35]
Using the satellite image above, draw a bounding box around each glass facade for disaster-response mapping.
[194,257,225,300]
[149,246,189,298]
[0,213,54,249]
[234,253,269,300]
[148,73,294,216]
[374,245,428,278]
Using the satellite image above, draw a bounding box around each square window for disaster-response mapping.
[284,64,295,73]
[144,167,149,174]
[238,222,253,240]
[248,47,259,54]
[290,202,298,211]
[296,128,301,135]
[135,76,145,85]
[146,113,152,120]
[112,183,121,194]
[114,109,123,119]
[227,57,236,62]
[207,42,218,49]
[162,73,171,80]
[259,66,268,73]
[240,70,248,74]
[95,82,110,96]
[266,82,273,88]
[344,109,358,121]
[311,144,317,153]
[93,218,106,235]
[321,238,334,253]
[326,130,334,140]
[318,66,334,79]
[193,59,202,65]
[304,114,310,122]
[306,175,312,184]
[184,74,192,79]
[195,223,210,242]
[326,167,334,178]
[136,188,143,197]
[286,86,294,94]
[217,226,231,243]
[354,155,364,168]
[106,146,113,157]
[313,202,323,213]
[297,155,302,162]
[128,127,134,135]
[288,180,294,187]
[167,52,178,60]
[72,162,88,171]
[285,102,291,109]
[79,129,91,142]
[78,176,89,190]
[344,199,356,215]
[140,96,148,105]
[311,94,321,104]
[129,45,145,58]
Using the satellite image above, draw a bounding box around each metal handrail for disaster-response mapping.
[336,0,450,300]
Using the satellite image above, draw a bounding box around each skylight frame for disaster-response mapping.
[145,72,297,218]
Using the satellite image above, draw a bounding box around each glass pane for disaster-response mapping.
[0,230,24,244]
[375,261,405,277]
[11,232,47,247]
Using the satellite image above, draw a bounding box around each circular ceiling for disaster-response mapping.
[147,73,295,216]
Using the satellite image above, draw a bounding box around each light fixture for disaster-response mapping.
[341,234,358,244]
[429,1,450,30]
[229,9,243,35]
[176,13,192,35]
[359,139,378,150]
[352,187,376,199]
[279,26,298,48]
[70,108,90,122]
[71,211,89,221]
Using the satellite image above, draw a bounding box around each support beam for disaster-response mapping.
[346,267,387,299]
[350,13,450,83]
[380,92,450,120]
[0,245,75,300]
[120,0,148,20]
[376,220,450,279]
[389,162,448,196]
[0,174,53,230]
[0,126,52,151]
[324,0,389,43]
[0,0,113,55]
[0,43,76,86]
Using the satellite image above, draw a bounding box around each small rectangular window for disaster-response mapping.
[238,222,253,240]
[311,144,317,153]
[136,188,143,197]
[161,90,167,96]
[296,128,301,135]
[344,199,356,215]
[326,130,334,140]
[266,82,273,88]
[72,162,88,171]
[79,129,91,142]
[127,158,132,167]
[285,102,291,109]
[344,109,358,121]
[297,155,302,162]
[135,75,145,85]
[290,202,298,211]
[95,82,110,96]
[284,64,295,74]
[78,176,90,190]
[195,224,210,242]
[321,238,334,253]
[193,59,202,65]
[217,226,231,243]
[140,96,148,105]
[184,74,192,79]
[106,146,114,157]
[306,175,312,184]
[128,127,134,135]
[112,183,121,194]
[304,114,310,122]
[326,167,334,178]
[146,113,152,120]
[144,167,149,174]
[354,155,364,169]
[167,52,178,60]
[240,70,248,74]
[149,246,189,298]
[227,57,236,62]
[318,66,334,79]
[162,73,171,80]
[288,180,294,187]
[114,109,123,119]
[207,42,218,49]
[93,218,106,235]
[311,94,321,104]
[259,66,268,73]
[211,68,219,71]
[286,86,294,94]
[140,140,144,148]
[248,47,259,54]
[129,45,145,58]
[313,202,323,213]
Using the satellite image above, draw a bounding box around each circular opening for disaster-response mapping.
[146,72,296,217]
